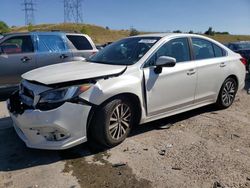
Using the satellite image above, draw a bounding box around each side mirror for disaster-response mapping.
[155,56,176,67]
[154,56,176,74]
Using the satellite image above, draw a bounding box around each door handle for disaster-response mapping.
[60,54,68,59]
[21,56,31,62]
[187,69,196,76]
[220,62,226,67]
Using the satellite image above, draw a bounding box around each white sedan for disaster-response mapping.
[8,33,246,150]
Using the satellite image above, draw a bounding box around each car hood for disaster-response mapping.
[22,61,127,85]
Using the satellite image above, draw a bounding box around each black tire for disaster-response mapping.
[89,96,136,148]
[216,77,237,109]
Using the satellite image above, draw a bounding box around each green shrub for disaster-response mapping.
[0,21,10,34]
[129,28,139,36]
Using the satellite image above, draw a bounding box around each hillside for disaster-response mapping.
[11,23,130,44]
[211,34,250,43]
[10,23,250,44]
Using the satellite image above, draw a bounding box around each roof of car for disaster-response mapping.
[128,33,230,50]
[3,31,85,36]
[130,33,206,38]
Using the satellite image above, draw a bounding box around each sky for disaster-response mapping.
[0,0,250,35]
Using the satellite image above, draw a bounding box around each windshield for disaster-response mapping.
[235,43,250,50]
[88,37,160,65]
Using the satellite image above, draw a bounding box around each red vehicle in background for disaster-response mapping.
[1,43,22,54]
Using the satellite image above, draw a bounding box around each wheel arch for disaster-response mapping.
[86,92,142,132]
[226,74,239,89]
[215,74,239,107]
[217,74,239,97]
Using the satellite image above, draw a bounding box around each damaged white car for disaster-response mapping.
[8,34,246,150]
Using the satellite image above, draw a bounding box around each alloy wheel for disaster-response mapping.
[221,80,236,106]
[109,103,131,140]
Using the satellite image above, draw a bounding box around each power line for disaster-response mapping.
[64,0,83,23]
[22,0,35,25]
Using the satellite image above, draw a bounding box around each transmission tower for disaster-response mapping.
[64,0,83,23]
[22,0,35,25]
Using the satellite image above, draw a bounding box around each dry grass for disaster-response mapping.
[10,23,250,44]
[11,23,130,44]
[208,34,250,43]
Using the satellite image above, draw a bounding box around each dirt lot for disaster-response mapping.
[0,75,250,188]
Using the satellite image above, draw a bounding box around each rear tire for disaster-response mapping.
[216,77,237,109]
[89,97,135,148]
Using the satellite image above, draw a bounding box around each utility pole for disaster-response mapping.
[22,0,35,25]
[64,0,83,23]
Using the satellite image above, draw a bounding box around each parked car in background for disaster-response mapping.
[227,41,250,72]
[95,44,104,50]
[8,33,245,150]
[0,32,97,90]
[96,42,113,50]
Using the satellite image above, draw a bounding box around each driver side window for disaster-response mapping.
[0,35,34,54]
[146,37,191,67]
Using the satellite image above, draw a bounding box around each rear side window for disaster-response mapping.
[192,38,215,60]
[0,35,34,54]
[213,44,225,57]
[37,35,67,53]
[192,38,226,60]
[67,35,93,50]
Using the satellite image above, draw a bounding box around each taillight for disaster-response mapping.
[240,57,247,65]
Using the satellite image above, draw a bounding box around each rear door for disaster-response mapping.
[191,37,228,103]
[66,34,98,59]
[0,34,36,86]
[35,33,73,68]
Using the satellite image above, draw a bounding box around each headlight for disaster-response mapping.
[39,84,92,104]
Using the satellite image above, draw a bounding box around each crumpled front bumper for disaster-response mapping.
[8,100,91,150]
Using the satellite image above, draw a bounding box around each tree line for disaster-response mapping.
[0,21,229,36]
[129,27,229,36]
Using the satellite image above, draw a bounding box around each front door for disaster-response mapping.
[143,37,197,116]
[0,35,36,86]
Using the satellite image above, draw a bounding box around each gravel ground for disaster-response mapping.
[0,75,250,188]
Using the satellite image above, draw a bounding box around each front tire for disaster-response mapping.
[216,77,237,109]
[89,97,135,148]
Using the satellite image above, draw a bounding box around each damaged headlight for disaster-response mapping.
[39,84,93,104]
